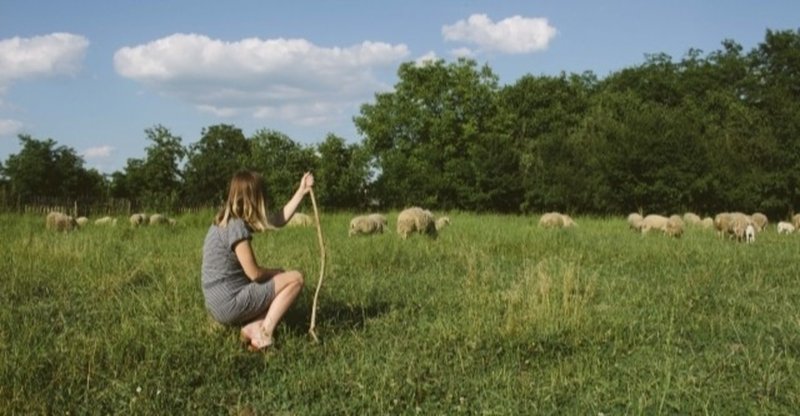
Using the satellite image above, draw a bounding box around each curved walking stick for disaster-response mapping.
[308,188,325,343]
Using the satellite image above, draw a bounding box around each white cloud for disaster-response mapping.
[442,14,557,54]
[0,119,23,137]
[82,145,113,159]
[0,33,89,90]
[415,51,439,66]
[449,47,475,58]
[114,33,410,125]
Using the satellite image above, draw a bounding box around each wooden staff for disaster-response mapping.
[308,188,325,342]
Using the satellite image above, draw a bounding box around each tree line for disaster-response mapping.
[1,29,798,218]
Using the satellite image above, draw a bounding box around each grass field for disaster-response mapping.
[1,211,798,414]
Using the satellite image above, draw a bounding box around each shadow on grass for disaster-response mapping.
[281,299,394,338]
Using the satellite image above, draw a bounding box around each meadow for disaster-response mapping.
[1,211,798,414]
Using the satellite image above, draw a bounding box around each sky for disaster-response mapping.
[0,1,797,175]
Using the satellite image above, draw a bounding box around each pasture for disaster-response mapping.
[1,212,798,414]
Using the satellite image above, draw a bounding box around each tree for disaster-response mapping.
[2,134,106,201]
[315,134,370,210]
[182,124,250,206]
[246,129,317,207]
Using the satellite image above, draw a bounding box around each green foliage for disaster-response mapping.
[315,134,370,210]
[2,213,799,413]
[246,129,318,208]
[182,124,250,206]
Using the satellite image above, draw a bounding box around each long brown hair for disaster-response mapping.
[214,170,270,231]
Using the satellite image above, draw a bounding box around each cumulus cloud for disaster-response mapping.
[0,33,89,90]
[0,119,23,137]
[449,47,475,58]
[415,51,439,66]
[114,33,410,125]
[442,14,556,54]
[82,145,113,159]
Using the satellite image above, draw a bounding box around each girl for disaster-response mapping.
[201,170,314,351]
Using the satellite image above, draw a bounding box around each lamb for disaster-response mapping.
[287,212,314,227]
[745,224,756,243]
[435,216,450,231]
[777,221,795,234]
[396,207,437,239]
[95,216,117,226]
[46,211,78,232]
[349,213,387,236]
[130,213,149,227]
[750,212,768,232]
[539,212,577,229]
[627,213,643,231]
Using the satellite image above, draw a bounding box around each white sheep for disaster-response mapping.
[76,216,89,227]
[46,211,78,232]
[396,207,437,239]
[627,213,643,231]
[129,213,149,227]
[700,217,714,229]
[95,216,117,226]
[349,214,387,236]
[728,212,754,242]
[714,213,733,238]
[287,212,314,227]
[539,212,577,229]
[777,221,795,234]
[640,214,668,234]
[435,216,450,231]
[745,224,756,243]
[149,213,176,226]
[683,212,702,226]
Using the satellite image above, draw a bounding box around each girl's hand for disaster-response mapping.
[300,172,314,194]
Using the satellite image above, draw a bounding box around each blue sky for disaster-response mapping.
[1,1,797,174]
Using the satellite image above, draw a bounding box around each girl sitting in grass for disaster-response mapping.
[201,170,314,351]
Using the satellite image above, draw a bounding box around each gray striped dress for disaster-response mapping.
[201,218,276,325]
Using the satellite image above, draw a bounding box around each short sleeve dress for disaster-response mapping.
[201,218,276,325]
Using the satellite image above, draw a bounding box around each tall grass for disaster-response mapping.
[1,212,798,414]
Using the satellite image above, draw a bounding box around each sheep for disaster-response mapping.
[95,216,117,226]
[627,213,643,231]
[539,212,577,229]
[149,213,176,226]
[640,214,669,234]
[349,214,387,236]
[714,213,733,238]
[700,217,714,229]
[75,216,89,227]
[728,212,754,242]
[777,221,795,234]
[745,224,756,243]
[683,212,702,226]
[666,215,684,238]
[287,212,314,227]
[793,214,800,230]
[396,207,437,239]
[435,216,450,231]
[750,212,768,232]
[46,211,78,232]
[130,213,149,227]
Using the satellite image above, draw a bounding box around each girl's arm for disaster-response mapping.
[234,239,283,282]
[279,172,314,225]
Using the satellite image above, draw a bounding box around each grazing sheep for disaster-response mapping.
[627,213,643,231]
[750,212,768,232]
[46,211,78,232]
[130,213,149,227]
[287,212,314,227]
[714,213,733,238]
[729,212,753,242]
[745,224,756,243]
[777,221,795,234]
[149,213,176,226]
[435,216,450,231]
[700,217,714,229]
[539,212,577,229]
[76,216,89,227]
[95,216,117,226]
[640,214,668,234]
[666,215,684,238]
[396,207,437,239]
[683,212,702,226]
[349,214,387,236]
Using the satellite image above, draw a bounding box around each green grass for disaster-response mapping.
[1,212,798,414]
